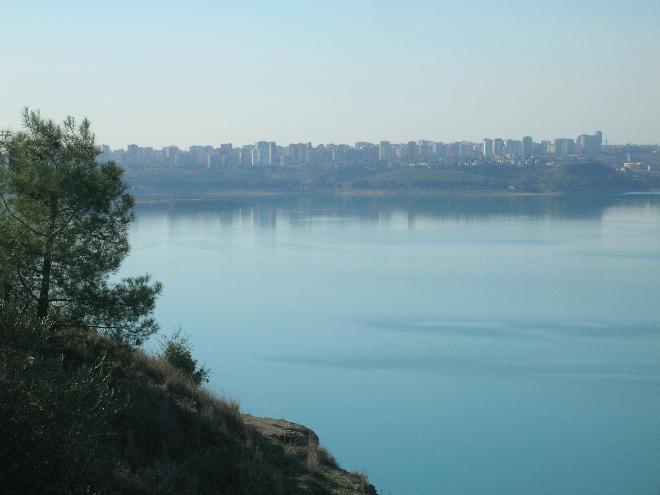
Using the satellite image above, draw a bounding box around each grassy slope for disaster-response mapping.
[0,314,376,495]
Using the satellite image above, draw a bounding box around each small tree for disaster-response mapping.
[0,109,161,345]
[160,327,210,385]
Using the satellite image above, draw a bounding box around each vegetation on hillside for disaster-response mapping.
[120,161,660,198]
[0,309,376,494]
[0,110,377,494]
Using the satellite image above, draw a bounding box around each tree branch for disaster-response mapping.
[15,267,40,303]
[0,191,46,237]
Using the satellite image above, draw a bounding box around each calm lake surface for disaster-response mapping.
[121,194,660,495]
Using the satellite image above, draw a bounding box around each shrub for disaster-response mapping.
[0,303,120,494]
[159,327,210,385]
[318,446,338,468]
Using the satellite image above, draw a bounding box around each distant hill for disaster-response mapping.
[122,163,659,199]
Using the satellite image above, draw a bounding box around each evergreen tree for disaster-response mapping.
[0,109,161,345]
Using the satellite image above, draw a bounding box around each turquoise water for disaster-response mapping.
[120,194,660,495]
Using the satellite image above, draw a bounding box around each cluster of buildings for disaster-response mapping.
[99,131,605,169]
[482,132,602,158]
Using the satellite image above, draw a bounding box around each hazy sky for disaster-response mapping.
[2,0,659,148]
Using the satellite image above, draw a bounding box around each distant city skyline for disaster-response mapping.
[97,130,608,156]
[99,131,627,169]
[2,1,659,147]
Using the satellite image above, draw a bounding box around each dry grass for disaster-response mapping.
[13,325,377,494]
[305,444,320,474]
[128,348,244,434]
[318,446,338,468]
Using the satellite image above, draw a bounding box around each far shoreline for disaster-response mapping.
[130,188,660,205]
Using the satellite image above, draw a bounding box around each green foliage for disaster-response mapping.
[160,327,210,385]
[0,302,120,494]
[0,109,376,495]
[120,160,655,198]
[0,109,161,344]
[0,302,375,494]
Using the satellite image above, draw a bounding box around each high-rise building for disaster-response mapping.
[521,136,533,158]
[267,141,278,166]
[354,142,378,163]
[223,149,239,168]
[540,141,552,154]
[189,145,213,167]
[418,140,432,161]
[459,142,475,159]
[576,131,603,154]
[252,141,270,167]
[446,142,460,159]
[483,138,493,158]
[493,138,504,156]
[505,140,521,156]
[405,141,418,162]
[127,144,139,158]
[432,142,447,160]
[240,145,254,167]
[553,138,576,155]
[378,141,392,161]
[287,143,302,164]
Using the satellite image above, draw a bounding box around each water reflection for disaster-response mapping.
[135,193,660,226]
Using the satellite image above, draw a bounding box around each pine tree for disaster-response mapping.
[0,109,161,345]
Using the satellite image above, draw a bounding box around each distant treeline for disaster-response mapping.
[122,162,660,198]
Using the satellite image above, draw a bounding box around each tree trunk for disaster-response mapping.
[37,199,58,318]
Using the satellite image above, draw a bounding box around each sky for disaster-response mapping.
[1,0,659,148]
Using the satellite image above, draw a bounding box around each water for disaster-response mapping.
[120,194,660,495]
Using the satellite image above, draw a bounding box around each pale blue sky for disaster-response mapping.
[1,0,659,147]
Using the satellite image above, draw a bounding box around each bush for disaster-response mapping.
[159,327,210,385]
[0,303,120,494]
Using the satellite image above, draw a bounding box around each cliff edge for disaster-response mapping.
[0,315,377,494]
